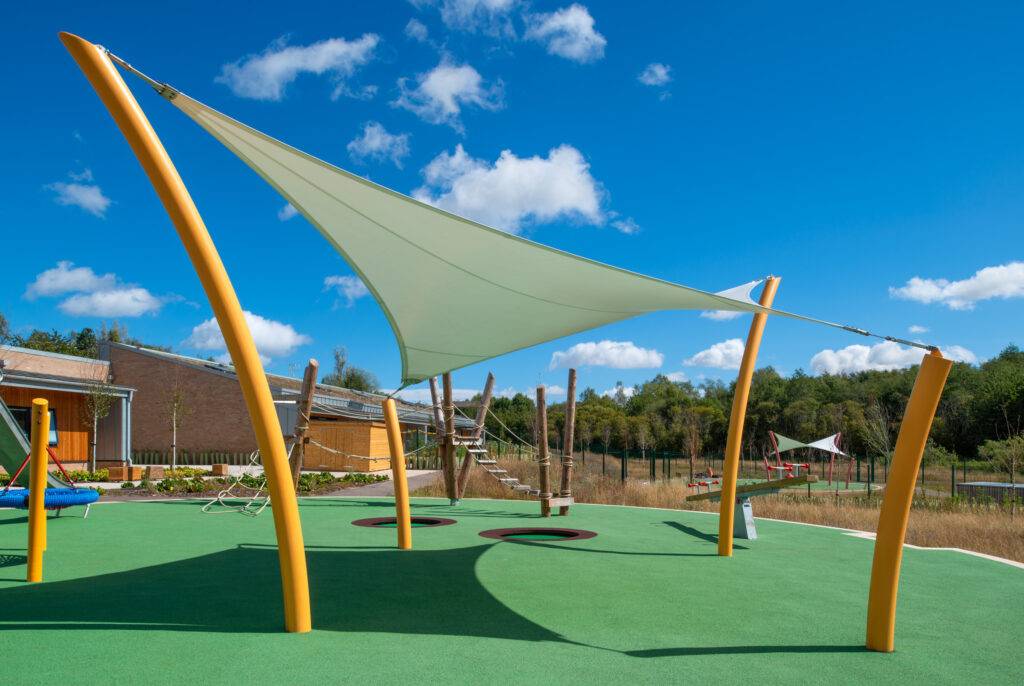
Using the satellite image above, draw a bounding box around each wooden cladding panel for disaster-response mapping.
[0,387,89,465]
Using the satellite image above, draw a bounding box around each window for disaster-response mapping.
[9,407,58,447]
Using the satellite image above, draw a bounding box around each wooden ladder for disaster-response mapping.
[452,436,573,506]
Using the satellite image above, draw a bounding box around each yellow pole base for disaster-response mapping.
[718,277,780,556]
[27,399,50,583]
[382,399,413,550]
[866,350,951,652]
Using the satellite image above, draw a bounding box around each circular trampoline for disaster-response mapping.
[352,516,457,529]
[479,527,597,541]
[0,488,100,511]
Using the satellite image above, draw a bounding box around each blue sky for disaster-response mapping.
[2,1,1022,401]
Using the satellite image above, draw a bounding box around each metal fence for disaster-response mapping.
[131,450,256,466]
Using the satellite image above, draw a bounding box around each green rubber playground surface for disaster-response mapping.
[1,497,1021,684]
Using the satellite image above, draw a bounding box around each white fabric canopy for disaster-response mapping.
[806,433,846,456]
[170,94,770,384]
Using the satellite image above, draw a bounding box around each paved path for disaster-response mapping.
[336,470,440,496]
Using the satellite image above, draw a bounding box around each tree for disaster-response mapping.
[677,405,716,480]
[979,434,1024,516]
[167,374,193,469]
[0,311,10,343]
[81,384,115,472]
[864,402,895,478]
[321,347,379,393]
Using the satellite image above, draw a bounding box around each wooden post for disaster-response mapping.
[718,276,780,557]
[537,385,551,517]
[456,372,494,499]
[429,376,445,472]
[27,399,49,583]
[442,373,458,504]
[558,369,577,515]
[382,398,412,550]
[290,359,318,488]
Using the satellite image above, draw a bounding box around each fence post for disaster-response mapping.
[951,462,956,498]
[620,449,626,483]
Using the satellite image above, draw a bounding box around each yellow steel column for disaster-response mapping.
[866,350,951,652]
[26,399,50,583]
[382,399,413,550]
[59,32,311,632]
[718,277,780,556]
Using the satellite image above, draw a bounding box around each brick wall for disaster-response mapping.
[107,346,257,452]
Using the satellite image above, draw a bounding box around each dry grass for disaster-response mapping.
[413,457,1024,563]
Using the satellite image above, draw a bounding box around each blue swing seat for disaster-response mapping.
[0,487,100,510]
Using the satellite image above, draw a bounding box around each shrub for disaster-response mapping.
[65,469,109,483]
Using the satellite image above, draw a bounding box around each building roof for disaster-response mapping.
[100,342,475,428]
[0,344,133,397]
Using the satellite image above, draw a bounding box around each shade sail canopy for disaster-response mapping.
[771,432,846,456]
[167,94,769,384]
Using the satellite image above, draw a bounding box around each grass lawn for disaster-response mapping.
[1,497,1021,684]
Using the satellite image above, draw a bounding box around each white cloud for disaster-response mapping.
[216,35,379,101]
[185,311,311,363]
[58,288,164,317]
[550,340,663,370]
[665,371,688,382]
[25,261,116,299]
[393,58,503,131]
[889,262,1024,310]
[700,310,744,321]
[638,62,672,86]
[414,143,603,232]
[611,217,640,235]
[25,261,165,317]
[601,384,635,400]
[524,4,606,63]
[45,171,112,218]
[278,203,299,221]
[809,341,977,375]
[684,339,745,369]
[428,0,519,36]
[323,275,370,307]
[346,122,411,168]
[405,18,430,42]
[908,324,928,334]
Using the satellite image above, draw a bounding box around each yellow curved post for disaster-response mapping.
[27,399,50,583]
[382,399,413,550]
[866,350,951,652]
[59,32,311,632]
[718,277,780,556]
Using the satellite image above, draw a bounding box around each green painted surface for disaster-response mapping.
[0,497,1021,684]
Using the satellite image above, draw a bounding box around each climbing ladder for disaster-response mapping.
[452,435,573,507]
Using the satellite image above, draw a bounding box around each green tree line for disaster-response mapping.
[478,345,1024,466]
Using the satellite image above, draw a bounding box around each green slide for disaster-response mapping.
[1,398,66,488]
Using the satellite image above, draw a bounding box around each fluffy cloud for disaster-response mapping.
[393,58,503,131]
[278,203,299,221]
[550,340,663,370]
[25,261,165,317]
[809,341,977,375]
[638,62,672,86]
[46,170,111,217]
[58,288,164,317]
[185,311,311,363]
[889,262,1024,310]
[684,339,745,369]
[346,122,411,168]
[216,35,379,101]
[908,324,928,334]
[323,275,370,307]
[665,371,688,382]
[610,217,640,235]
[524,4,606,63]
[405,18,430,42]
[25,261,116,299]
[602,383,635,400]
[700,310,744,321]
[435,0,519,36]
[414,143,603,232]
